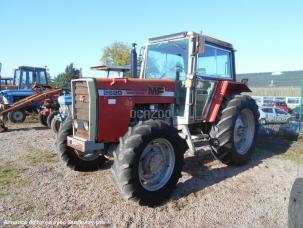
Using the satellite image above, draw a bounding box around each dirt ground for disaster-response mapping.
[0,121,303,227]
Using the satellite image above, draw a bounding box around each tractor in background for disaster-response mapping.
[0,65,49,123]
[57,31,260,206]
[0,63,14,90]
[48,93,72,133]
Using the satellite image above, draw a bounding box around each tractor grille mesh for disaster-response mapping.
[73,81,89,139]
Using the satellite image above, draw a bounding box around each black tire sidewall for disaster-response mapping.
[51,116,61,133]
[112,120,186,205]
[230,101,258,164]
[47,111,59,128]
[210,95,259,166]
[56,117,105,171]
[132,126,184,201]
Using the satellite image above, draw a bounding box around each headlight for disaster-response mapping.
[73,120,78,129]
[83,121,89,131]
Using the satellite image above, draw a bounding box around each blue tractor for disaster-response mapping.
[48,93,72,133]
[0,66,49,123]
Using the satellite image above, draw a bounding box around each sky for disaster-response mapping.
[0,0,302,78]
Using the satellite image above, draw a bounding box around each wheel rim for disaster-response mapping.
[233,108,255,155]
[13,111,24,122]
[138,138,175,191]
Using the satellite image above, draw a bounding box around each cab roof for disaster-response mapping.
[14,66,46,71]
[148,31,233,50]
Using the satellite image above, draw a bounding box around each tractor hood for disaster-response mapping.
[0,89,34,104]
[95,78,176,98]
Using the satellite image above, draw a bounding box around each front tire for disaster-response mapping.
[51,117,61,133]
[56,117,106,171]
[47,111,59,128]
[210,95,259,166]
[111,119,186,206]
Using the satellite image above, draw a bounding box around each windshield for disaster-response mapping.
[145,38,189,80]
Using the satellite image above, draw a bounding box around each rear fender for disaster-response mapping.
[205,81,251,122]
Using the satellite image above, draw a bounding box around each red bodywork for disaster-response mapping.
[39,96,60,117]
[96,78,175,142]
[94,78,250,143]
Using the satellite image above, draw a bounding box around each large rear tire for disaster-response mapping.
[111,119,186,206]
[47,111,59,128]
[56,117,106,171]
[8,110,26,123]
[209,95,259,166]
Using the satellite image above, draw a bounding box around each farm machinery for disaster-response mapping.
[56,31,259,206]
[0,65,49,123]
[0,86,62,132]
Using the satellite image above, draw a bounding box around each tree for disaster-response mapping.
[52,63,81,89]
[101,42,131,66]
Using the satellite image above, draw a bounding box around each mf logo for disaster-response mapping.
[148,87,165,95]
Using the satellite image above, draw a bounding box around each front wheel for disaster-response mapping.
[56,117,106,171]
[51,117,61,133]
[111,119,187,206]
[47,111,59,128]
[210,95,259,166]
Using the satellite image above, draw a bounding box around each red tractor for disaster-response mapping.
[57,32,259,206]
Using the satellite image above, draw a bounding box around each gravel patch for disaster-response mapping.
[0,122,302,227]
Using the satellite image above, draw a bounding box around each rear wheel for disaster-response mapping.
[111,119,186,206]
[47,111,59,128]
[56,117,106,171]
[210,95,259,166]
[8,110,26,123]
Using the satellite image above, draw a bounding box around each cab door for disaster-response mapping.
[194,43,233,121]
[194,78,216,120]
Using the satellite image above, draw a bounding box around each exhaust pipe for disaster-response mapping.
[131,43,137,78]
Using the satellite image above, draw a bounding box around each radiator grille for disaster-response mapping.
[73,81,89,139]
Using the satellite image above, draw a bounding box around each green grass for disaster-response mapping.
[20,146,57,165]
[254,135,303,164]
[0,162,26,189]
[277,142,303,164]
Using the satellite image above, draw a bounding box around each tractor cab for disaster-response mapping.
[1,66,49,105]
[140,32,241,126]
[0,78,13,86]
[13,66,48,89]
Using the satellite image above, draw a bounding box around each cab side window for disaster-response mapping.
[197,45,232,79]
